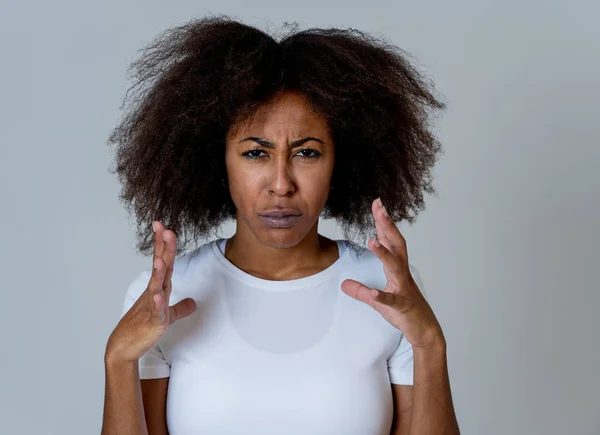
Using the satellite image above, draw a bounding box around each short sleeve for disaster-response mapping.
[120,270,171,379]
[387,265,427,385]
[387,333,414,385]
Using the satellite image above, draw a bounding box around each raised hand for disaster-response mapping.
[105,221,197,364]
[340,198,444,350]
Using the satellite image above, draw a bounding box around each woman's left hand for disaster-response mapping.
[341,198,445,350]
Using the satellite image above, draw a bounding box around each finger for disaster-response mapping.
[153,221,166,260]
[372,198,391,252]
[148,255,167,296]
[340,278,378,307]
[148,221,166,294]
[371,287,411,312]
[372,198,393,278]
[161,228,177,301]
[372,198,408,264]
[341,279,413,314]
[151,293,167,326]
[372,198,402,279]
[367,237,405,287]
[169,298,197,325]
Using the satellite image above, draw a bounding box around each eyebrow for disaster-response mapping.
[238,137,325,149]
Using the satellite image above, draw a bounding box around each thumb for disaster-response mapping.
[341,279,377,306]
[169,298,197,325]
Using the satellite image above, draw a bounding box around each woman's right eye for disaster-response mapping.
[242,149,266,159]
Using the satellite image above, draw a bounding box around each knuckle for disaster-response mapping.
[154,257,164,269]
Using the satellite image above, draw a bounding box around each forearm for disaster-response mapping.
[101,353,148,435]
[408,338,460,435]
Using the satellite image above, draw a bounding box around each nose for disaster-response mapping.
[267,154,296,196]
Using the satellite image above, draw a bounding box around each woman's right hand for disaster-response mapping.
[105,221,197,365]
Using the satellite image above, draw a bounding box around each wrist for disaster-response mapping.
[413,331,447,356]
[104,345,137,369]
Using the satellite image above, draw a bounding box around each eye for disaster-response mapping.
[296,149,321,159]
[241,149,267,160]
[241,148,322,160]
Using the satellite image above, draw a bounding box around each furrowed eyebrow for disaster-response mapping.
[238,137,325,148]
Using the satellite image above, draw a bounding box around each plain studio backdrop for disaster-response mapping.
[1,1,598,434]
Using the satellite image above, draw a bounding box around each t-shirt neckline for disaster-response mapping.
[211,238,349,291]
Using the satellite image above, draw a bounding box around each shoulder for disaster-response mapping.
[171,238,218,281]
[123,239,219,301]
[340,239,425,295]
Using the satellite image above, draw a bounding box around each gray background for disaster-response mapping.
[1,0,598,434]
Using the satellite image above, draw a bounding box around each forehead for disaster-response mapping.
[230,92,330,138]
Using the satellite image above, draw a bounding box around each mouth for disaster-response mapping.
[258,214,302,228]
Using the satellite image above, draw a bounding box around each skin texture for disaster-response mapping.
[140,378,168,435]
[223,90,339,279]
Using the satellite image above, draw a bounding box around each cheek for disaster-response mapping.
[228,175,250,205]
[224,153,244,205]
[226,169,263,213]
[304,168,333,203]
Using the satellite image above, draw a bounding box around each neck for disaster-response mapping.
[224,221,338,281]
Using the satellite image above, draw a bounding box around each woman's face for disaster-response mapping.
[225,91,335,248]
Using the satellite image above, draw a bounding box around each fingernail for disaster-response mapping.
[373,238,381,248]
[152,221,157,232]
[163,231,168,242]
[381,204,389,218]
[376,197,389,217]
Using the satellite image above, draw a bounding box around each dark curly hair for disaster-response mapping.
[107,14,446,257]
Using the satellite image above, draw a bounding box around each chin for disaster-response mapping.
[252,220,311,249]
[258,231,304,249]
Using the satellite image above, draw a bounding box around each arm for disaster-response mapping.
[341,200,460,434]
[390,384,413,435]
[101,353,170,435]
[103,222,193,434]
[406,337,460,435]
[141,379,169,435]
[101,356,148,435]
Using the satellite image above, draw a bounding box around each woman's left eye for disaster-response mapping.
[296,149,321,158]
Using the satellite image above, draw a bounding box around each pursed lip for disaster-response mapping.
[259,210,302,218]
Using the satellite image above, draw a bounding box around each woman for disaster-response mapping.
[102,15,459,435]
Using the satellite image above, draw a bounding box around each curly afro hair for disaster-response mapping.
[107,14,447,257]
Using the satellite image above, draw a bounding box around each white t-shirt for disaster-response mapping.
[120,238,425,435]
